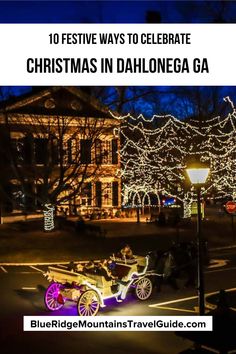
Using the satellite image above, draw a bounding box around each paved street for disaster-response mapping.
[0,207,235,354]
[1,248,236,354]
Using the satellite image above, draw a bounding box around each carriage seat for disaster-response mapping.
[114,263,138,281]
[84,272,113,289]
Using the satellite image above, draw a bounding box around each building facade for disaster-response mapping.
[0,87,121,216]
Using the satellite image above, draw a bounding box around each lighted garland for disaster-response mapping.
[114,97,236,210]
[43,204,55,231]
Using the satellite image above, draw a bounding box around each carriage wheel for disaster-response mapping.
[135,277,153,301]
[44,282,64,311]
[77,290,100,316]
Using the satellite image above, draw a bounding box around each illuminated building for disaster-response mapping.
[0,87,121,217]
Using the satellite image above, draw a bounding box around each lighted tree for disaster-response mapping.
[191,96,236,200]
[118,96,236,216]
[118,113,193,209]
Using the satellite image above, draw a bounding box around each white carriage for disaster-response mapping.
[44,255,155,316]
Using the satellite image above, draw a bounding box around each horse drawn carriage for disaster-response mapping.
[44,255,158,316]
[44,241,208,316]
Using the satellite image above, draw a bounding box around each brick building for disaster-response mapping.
[0,86,121,216]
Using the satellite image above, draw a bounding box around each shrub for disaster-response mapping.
[115,210,121,218]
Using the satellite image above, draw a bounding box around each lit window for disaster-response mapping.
[103,183,112,206]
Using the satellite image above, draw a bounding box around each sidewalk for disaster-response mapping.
[0,212,235,264]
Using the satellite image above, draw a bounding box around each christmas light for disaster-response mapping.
[115,97,236,213]
[43,204,55,231]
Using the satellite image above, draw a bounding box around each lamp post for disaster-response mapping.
[186,165,210,315]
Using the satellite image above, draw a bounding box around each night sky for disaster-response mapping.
[1,1,236,117]
[0,1,235,24]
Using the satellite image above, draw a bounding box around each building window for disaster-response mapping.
[95,139,102,165]
[24,136,33,164]
[112,181,119,206]
[102,141,110,164]
[95,181,102,207]
[80,139,92,164]
[11,183,24,209]
[36,184,44,208]
[34,138,48,164]
[11,182,34,211]
[51,138,59,165]
[81,183,92,206]
[103,182,112,206]
[67,138,77,164]
[11,138,25,164]
[12,137,32,164]
[112,139,118,164]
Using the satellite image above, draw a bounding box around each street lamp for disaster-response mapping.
[186,164,210,316]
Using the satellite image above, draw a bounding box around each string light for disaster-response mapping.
[116,97,236,211]
[43,204,55,231]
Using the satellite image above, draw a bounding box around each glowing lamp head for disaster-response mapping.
[186,167,210,185]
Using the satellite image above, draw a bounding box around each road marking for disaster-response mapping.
[154,306,197,314]
[205,266,236,274]
[149,295,198,308]
[0,260,100,266]
[208,259,229,269]
[210,244,236,252]
[19,272,39,274]
[205,287,236,312]
[150,287,236,309]
[29,265,45,273]
[22,287,37,290]
[0,266,7,273]
[0,261,71,266]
